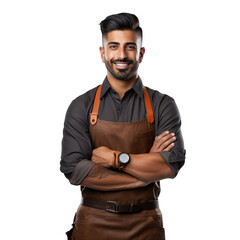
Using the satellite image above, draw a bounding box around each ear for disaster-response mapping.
[139,47,145,63]
[99,46,105,63]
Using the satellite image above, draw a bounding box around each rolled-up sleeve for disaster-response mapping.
[60,98,96,185]
[157,96,186,176]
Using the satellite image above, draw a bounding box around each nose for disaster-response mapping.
[118,46,127,59]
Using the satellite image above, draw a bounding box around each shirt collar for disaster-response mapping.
[100,77,111,99]
[132,76,144,99]
[100,76,144,99]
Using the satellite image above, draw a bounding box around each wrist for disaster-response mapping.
[114,152,131,170]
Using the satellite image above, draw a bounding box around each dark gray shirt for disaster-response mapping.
[60,77,186,185]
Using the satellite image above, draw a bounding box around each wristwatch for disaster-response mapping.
[117,152,130,170]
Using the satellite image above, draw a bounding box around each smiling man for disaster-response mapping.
[60,13,186,240]
[101,29,143,82]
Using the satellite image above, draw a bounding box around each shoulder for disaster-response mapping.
[72,86,99,108]
[145,87,182,133]
[146,86,175,108]
[65,86,99,119]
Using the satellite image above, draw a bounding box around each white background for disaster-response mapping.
[0,0,239,239]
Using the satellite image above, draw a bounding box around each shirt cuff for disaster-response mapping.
[69,159,96,185]
[158,152,177,176]
[158,149,186,177]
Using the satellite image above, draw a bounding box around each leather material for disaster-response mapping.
[82,198,159,213]
[113,151,121,169]
[143,86,154,123]
[71,85,165,240]
[84,117,158,204]
[72,205,165,240]
[90,85,101,125]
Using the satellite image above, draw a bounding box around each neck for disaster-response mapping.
[107,73,138,99]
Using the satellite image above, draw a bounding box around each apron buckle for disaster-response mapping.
[106,201,120,213]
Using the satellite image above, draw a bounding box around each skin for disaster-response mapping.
[99,30,145,99]
[91,131,176,183]
[81,164,149,191]
[81,30,176,191]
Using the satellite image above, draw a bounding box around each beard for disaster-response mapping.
[104,58,139,81]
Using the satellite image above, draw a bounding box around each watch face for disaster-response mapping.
[119,153,129,164]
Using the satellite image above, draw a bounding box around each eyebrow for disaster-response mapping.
[108,42,137,46]
[108,42,119,45]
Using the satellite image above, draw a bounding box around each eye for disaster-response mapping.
[126,45,136,50]
[109,45,118,50]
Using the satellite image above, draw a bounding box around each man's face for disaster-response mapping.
[100,30,145,81]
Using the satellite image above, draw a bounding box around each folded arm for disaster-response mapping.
[60,96,149,191]
[91,96,186,182]
[91,131,176,182]
[123,153,174,182]
[80,164,149,191]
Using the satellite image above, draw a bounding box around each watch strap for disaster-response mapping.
[113,151,121,169]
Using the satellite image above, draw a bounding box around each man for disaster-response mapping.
[60,13,185,240]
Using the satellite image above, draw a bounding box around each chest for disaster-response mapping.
[89,85,155,153]
[98,90,147,122]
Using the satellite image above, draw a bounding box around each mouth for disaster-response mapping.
[111,59,133,70]
[114,62,129,70]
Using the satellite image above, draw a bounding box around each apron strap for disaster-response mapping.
[90,85,154,125]
[90,85,102,125]
[143,86,154,123]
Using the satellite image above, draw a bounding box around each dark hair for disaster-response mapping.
[100,13,142,41]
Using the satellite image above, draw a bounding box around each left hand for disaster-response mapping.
[91,146,115,168]
[150,131,176,153]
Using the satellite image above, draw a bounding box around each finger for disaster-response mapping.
[155,133,175,146]
[155,135,176,152]
[163,143,175,152]
[154,134,173,146]
[150,145,158,153]
[151,132,175,152]
[151,138,160,150]
[91,155,96,162]
[160,136,176,149]
[151,136,175,152]
[155,131,170,141]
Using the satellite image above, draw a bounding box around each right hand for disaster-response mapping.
[150,131,176,153]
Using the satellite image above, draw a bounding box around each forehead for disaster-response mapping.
[104,30,139,44]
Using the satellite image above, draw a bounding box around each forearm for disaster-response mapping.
[124,152,175,182]
[81,164,149,191]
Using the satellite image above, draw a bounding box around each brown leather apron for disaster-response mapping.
[70,86,165,240]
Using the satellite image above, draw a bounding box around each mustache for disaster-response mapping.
[111,58,133,64]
